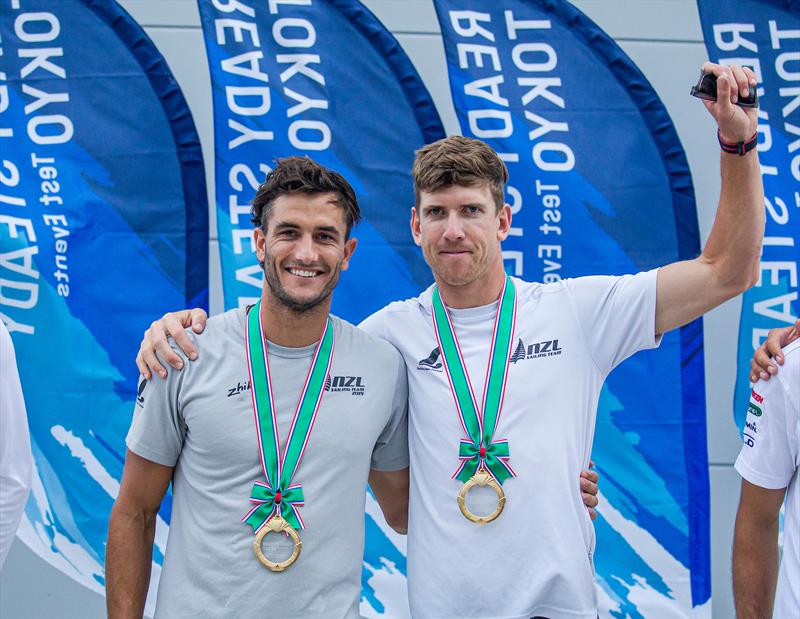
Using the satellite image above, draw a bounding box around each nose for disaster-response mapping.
[293,233,319,263]
[442,211,465,242]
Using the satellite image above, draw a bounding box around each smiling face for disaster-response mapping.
[255,192,357,313]
[411,183,511,300]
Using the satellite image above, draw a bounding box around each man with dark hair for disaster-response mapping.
[106,157,411,618]
[250,155,361,233]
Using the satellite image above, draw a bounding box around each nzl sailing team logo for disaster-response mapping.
[325,375,366,396]
[510,338,563,363]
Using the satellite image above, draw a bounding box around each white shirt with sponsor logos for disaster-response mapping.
[735,339,800,619]
[360,270,660,619]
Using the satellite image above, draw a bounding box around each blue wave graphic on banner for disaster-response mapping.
[198,1,444,614]
[696,0,800,430]
[0,0,207,608]
[432,0,709,615]
[199,0,444,319]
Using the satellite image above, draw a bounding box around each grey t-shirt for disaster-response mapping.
[126,307,408,618]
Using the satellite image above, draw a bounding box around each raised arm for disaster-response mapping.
[136,309,208,379]
[655,62,763,335]
[732,479,785,619]
[106,451,173,619]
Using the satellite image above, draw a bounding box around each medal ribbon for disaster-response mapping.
[242,301,334,532]
[432,277,517,484]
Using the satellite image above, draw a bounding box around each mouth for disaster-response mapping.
[286,267,324,279]
[439,249,471,256]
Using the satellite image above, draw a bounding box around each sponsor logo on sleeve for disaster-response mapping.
[136,377,148,407]
[748,389,764,417]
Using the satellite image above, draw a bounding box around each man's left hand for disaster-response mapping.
[700,61,758,143]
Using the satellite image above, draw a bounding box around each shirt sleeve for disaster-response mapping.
[370,350,409,472]
[125,343,188,468]
[359,307,388,341]
[735,368,798,490]
[564,268,661,376]
[0,322,33,570]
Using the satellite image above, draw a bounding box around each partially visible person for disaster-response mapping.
[750,319,800,382]
[733,337,799,618]
[0,320,33,570]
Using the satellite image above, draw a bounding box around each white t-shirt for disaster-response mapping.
[735,339,800,619]
[0,320,33,571]
[360,270,660,619]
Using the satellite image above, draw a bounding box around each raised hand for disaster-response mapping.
[699,61,758,143]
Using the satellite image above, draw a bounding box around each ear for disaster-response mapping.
[340,237,358,271]
[497,203,512,241]
[254,227,266,263]
[410,207,422,246]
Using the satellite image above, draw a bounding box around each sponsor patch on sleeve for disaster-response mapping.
[747,388,764,417]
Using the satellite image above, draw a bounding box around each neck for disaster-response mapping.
[259,288,331,347]
[436,259,507,309]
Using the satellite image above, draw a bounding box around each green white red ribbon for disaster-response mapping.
[432,277,517,484]
[242,301,334,532]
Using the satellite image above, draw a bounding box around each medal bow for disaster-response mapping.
[456,438,513,484]
[243,480,305,531]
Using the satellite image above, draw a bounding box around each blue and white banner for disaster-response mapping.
[198,0,444,614]
[0,0,207,612]
[697,0,800,430]
[199,0,444,322]
[433,0,710,616]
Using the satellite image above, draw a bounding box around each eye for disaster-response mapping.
[426,207,443,217]
[465,205,481,214]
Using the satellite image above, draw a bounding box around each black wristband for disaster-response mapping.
[718,130,758,156]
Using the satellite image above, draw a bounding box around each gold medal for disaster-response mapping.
[456,468,506,525]
[252,515,302,572]
[432,280,518,526]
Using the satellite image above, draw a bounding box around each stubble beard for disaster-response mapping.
[423,245,482,288]
[262,255,341,314]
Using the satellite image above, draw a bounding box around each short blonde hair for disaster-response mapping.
[412,136,508,211]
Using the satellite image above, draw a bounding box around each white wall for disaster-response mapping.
[0,2,747,617]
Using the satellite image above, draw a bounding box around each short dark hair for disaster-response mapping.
[412,136,508,211]
[251,157,361,236]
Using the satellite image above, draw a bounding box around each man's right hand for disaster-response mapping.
[136,309,209,380]
[749,319,800,383]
